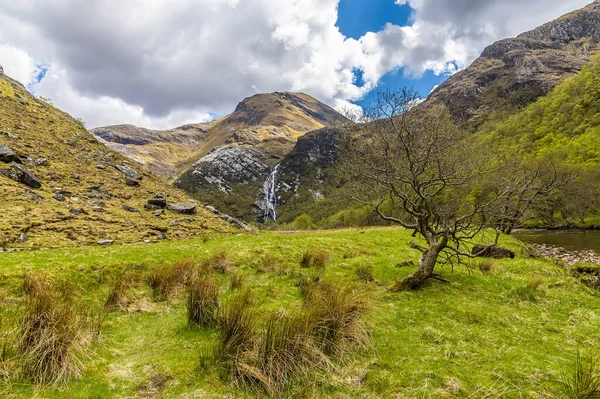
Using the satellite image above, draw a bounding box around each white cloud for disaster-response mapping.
[0,0,592,128]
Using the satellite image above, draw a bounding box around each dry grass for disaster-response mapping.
[215,290,256,362]
[303,282,370,356]
[205,252,233,274]
[17,274,86,385]
[105,271,137,310]
[187,274,221,328]
[147,259,196,302]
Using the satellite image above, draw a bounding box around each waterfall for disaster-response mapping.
[263,164,280,221]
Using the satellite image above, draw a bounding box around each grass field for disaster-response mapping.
[0,227,598,398]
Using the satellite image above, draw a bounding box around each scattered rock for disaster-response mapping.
[166,203,197,214]
[125,177,140,187]
[0,143,16,163]
[98,239,114,246]
[122,204,140,213]
[70,208,88,216]
[18,233,28,243]
[1,162,42,188]
[154,209,164,217]
[150,225,168,233]
[53,193,66,201]
[147,198,167,208]
[115,164,142,180]
[472,244,516,259]
[96,164,106,170]
[157,231,166,240]
[34,158,49,166]
[205,205,219,214]
[532,244,600,266]
[15,94,28,105]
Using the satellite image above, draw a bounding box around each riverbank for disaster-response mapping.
[531,243,600,265]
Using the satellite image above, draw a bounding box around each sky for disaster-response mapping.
[0,0,592,129]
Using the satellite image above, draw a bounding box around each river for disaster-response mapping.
[513,229,600,253]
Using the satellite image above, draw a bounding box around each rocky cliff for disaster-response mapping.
[426,1,600,128]
[0,67,235,248]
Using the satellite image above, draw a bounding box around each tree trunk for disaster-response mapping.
[389,244,442,291]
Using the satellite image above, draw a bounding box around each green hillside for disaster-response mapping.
[489,56,600,166]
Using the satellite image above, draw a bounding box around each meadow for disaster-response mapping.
[0,227,598,398]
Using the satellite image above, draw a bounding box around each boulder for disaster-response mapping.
[122,204,140,213]
[34,158,49,166]
[115,164,142,180]
[53,193,66,201]
[125,177,140,187]
[147,198,167,208]
[166,203,197,214]
[1,162,42,188]
[472,244,515,259]
[98,239,114,246]
[18,233,28,243]
[154,209,164,217]
[0,144,16,163]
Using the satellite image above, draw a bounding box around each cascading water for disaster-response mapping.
[263,164,280,221]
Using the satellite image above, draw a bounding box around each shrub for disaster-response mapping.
[18,275,85,385]
[303,282,370,356]
[187,274,221,328]
[561,352,600,399]
[292,214,315,230]
[355,264,374,283]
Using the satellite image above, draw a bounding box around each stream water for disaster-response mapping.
[513,229,600,252]
[263,164,279,221]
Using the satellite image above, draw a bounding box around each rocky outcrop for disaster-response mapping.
[115,164,142,181]
[425,1,600,128]
[1,162,42,189]
[0,143,16,163]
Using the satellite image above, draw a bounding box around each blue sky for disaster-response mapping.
[336,0,449,107]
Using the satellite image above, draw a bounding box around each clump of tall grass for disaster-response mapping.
[187,274,221,328]
[17,274,86,385]
[300,249,331,270]
[229,271,247,291]
[147,259,196,301]
[561,351,600,399]
[303,282,370,356]
[215,290,256,363]
[355,264,374,283]
[477,259,495,273]
[205,252,233,274]
[297,273,320,299]
[105,271,137,310]
[258,253,279,273]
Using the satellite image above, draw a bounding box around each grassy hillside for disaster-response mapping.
[0,71,234,248]
[0,228,598,398]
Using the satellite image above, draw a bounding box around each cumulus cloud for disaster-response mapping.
[0,0,592,128]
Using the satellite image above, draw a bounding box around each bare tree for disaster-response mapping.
[340,89,504,290]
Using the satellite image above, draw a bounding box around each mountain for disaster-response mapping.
[426,1,600,129]
[0,67,236,248]
[173,92,346,221]
[91,123,211,178]
[269,1,600,226]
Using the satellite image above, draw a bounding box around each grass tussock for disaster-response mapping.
[187,274,221,328]
[205,251,233,274]
[355,264,374,283]
[258,253,279,273]
[297,273,320,299]
[303,282,370,356]
[300,249,331,270]
[561,352,600,399]
[105,271,137,310]
[215,290,256,362]
[229,271,247,291]
[477,259,495,273]
[147,259,196,301]
[18,274,86,385]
